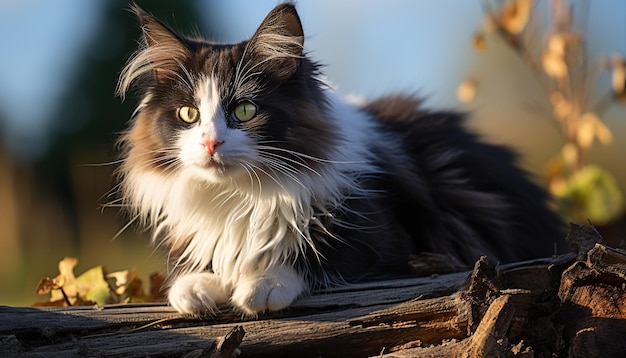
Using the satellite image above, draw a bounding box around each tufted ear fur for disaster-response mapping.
[248,4,304,80]
[117,1,190,98]
[134,2,190,83]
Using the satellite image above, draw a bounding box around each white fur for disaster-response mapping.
[168,272,229,314]
[196,77,227,143]
[121,80,382,315]
[231,265,305,315]
[178,77,255,183]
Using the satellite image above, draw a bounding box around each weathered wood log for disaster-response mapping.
[0,259,551,357]
[1,271,470,357]
[378,242,626,358]
[1,239,625,357]
[557,243,626,358]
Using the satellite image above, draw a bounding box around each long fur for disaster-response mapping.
[119,87,381,286]
[116,3,566,315]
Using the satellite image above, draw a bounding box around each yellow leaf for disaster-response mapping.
[457,78,477,103]
[542,52,568,79]
[611,55,626,95]
[548,34,566,57]
[472,33,487,52]
[500,0,534,34]
[50,257,79,303]
[550,92,571,120]
[107,269,132,296]
[577,114,596,150]
[561,143,578,168]
[578,112,613,148]
[76,266,115,306]
[58,257,78,283]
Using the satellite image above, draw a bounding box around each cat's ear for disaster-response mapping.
[129,2,188,84]
[249,4,304,80]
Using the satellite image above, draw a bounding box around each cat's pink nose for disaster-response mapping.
[201,139,223,155]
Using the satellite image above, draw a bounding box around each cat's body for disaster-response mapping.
[117,3,566,315]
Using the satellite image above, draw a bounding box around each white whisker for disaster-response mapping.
[110,214,139,242]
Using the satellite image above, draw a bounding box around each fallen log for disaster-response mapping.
[1,227,625,357]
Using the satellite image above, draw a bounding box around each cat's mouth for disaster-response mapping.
[200,156,227,170]
[197,154,242,175]
[188,156,230,182]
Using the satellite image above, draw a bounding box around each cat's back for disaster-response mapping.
[360,94,567,264]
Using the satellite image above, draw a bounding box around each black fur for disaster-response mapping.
[300,95,567,284]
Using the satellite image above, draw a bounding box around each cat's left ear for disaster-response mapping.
[249,4,304,80]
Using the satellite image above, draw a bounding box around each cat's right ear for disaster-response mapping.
[118,1,189,98]
[132,1,189,82]
[249,4,304,81]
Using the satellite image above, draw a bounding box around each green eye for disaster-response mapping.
[233,101,257,122]
[177,106,199,124]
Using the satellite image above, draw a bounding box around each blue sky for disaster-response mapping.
[0,0,107,159]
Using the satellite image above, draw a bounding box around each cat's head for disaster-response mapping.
[117,3,337,187]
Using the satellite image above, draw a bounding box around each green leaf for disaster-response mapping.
[75,266,115,305]
[558,165,624,225]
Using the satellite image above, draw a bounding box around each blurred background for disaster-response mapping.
[1,0,624,306]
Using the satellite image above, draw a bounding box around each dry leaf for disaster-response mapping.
[548,34,566,57]
[58,257,78,284]
[550,91,572,120]
[579,112,612,146]
[107,269,133,296]
[107,269,152,302]
[34,277,61,296]
[561,143,578,168]
[577,114,596,150]
[500,0,534,34]
[34,257,166,306]
[457,78,477,103]
[150,272,167,302]
[543,52,568,79]
[49,257,79,303]
[472,33,487,52]
[611,55,626,95]
[76,266,115,305]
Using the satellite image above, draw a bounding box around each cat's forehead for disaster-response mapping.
[184,39,247,76]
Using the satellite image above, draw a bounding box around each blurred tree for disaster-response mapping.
[461,0,625,226]
[5,1,218,305]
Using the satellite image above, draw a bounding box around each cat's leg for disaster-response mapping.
[231,265,306,316]
[168,272,230,315]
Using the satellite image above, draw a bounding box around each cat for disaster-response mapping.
[116,2,567,316]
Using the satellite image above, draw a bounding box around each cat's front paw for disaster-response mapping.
[168,272,229,315]
[231,267,305,316]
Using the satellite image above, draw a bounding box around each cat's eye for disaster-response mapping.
[177,106,199,124]
[233,102,257,122]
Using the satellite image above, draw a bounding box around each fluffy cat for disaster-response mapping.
[116,2,566,316]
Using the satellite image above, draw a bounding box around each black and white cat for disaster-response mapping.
[116,2,566,315]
